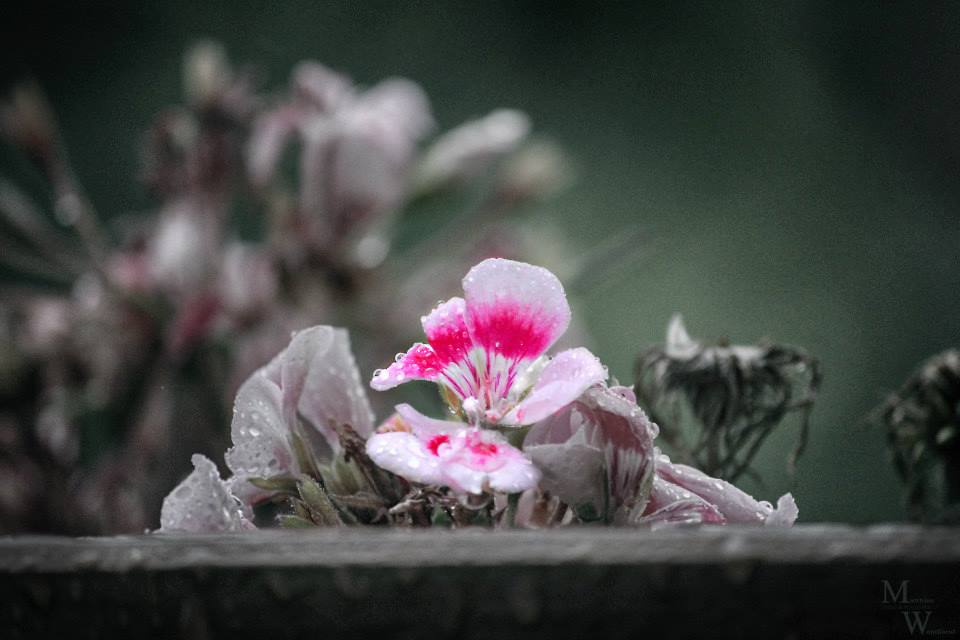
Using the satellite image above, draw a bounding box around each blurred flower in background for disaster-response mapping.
[0,41,578,534]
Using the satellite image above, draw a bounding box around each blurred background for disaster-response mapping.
[2,0,959,529]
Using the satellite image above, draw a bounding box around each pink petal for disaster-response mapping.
[160,454,254,533]
[502,348,605,425]
[394,403,457,437]
[463,258,571,363]
[284,327,376,453]
[655,454,797,526]
[484,445,542,494]
[640,474,725,524]
[370,343,443,391]
[365,431,446,486]
[421,297,472,367]
[440,429,540,494]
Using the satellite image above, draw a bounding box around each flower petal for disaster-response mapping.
[288,327,376,452]
[484,445,542,494]
[462,258,571,363]
[764,493,799,527]
[365,431,446,486]
[160,454,253,533]
[422,297,472,365]
[525,385,656,513]
[394,403,458,437]
[655,453,796,526]
[370,343,443,391]
[502,348,605,425]
[525,439,605,509]
[225,369,294,507]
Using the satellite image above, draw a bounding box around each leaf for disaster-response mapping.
[297,476,342,526]
[247,476,299,495]
[279,515,317,529]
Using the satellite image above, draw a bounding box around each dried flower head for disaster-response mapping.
[635,315,820,482]
[872,349,960,523]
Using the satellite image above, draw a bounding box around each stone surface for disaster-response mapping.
[0,525,958,638]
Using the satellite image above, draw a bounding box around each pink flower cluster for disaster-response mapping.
[161,257,797,531]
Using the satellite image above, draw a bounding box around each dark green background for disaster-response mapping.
[6,1,960,523]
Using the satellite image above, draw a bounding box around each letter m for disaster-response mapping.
[882,579,909,604]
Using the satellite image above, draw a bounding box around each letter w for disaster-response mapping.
[902,611,932,635]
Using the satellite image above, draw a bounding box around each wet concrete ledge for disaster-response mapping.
[1,525,958,638]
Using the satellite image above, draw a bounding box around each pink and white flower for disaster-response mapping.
[370,258,606,426]
[366,404,540,495]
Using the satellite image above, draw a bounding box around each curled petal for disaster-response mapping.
[634,498,726,529]
[463,258,571,363]
[639,473,725,525]
[160,455,253,533]
[365,431,446,486]
[502,348,605,425]
[370,343,443,391]
[765,493,799,528]
[655,453,798,526]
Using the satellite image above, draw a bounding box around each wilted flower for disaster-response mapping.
[524,384,657,521]
[225,325,374,507]
[160,454,252,533]
[635,314,820,481]
[371,258,606,427]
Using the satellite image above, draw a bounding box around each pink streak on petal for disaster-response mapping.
[370,343,443,391]
[421,297,473,367]
[462,258,570,362]
[503,348,606,425]
[365,431,446,486]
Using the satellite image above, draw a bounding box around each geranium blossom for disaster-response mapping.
[371,258,606,426]
[366,404,540,495]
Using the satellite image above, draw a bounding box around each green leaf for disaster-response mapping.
[247,476,299,495]
[298,476,342,526]
[278,515,316,529]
